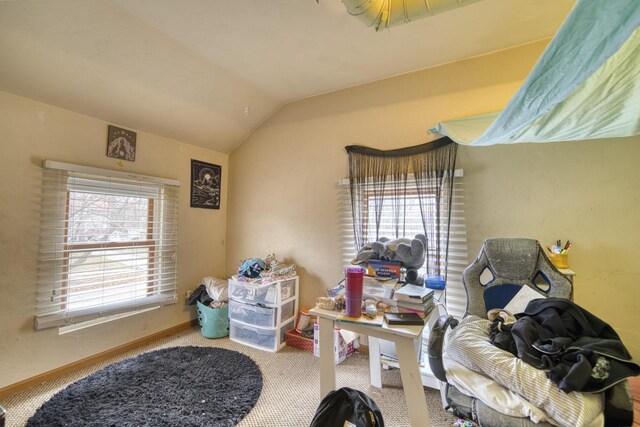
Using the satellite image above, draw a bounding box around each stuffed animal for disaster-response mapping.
[371,234,427,269]
[351,234,427,285]
[351,243,378,266]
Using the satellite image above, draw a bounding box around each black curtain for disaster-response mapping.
[346,137,457,278]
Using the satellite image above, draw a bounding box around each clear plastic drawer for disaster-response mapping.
[229,319,295,352]
[228,277,296,306]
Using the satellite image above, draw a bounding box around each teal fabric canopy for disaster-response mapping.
[431,0,640,146]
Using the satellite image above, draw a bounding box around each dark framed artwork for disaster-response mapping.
[190,159,221,209]
[106,125,137,162]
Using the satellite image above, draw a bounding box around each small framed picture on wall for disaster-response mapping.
[190,159,221,209]
[106,125,137,162]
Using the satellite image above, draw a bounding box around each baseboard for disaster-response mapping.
[0,319,197,400]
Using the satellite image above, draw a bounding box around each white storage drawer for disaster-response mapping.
[278,278,296,301]
[280,300,295,323]
[229,299,296,330]
[228,277,296,306]
[229,300,277,327]
[230,319,295,352]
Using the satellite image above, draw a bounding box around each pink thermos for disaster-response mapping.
[345,267,364,317]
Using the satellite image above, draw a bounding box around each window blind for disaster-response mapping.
[36,161,179,330]
[339,171,468,320]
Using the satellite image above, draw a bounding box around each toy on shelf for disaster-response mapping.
[351,234,427,285]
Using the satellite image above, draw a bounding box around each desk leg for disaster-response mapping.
[318,316,336,398]
[396,335,431,427]
[368,336,382,388]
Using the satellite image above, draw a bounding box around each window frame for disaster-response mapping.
[36,160,179,330]
[59,190,157,313]
[339,170,468,320]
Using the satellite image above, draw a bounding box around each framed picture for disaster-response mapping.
[106,125,137,162]
[190,159,221,209]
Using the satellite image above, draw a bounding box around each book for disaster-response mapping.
[384,312,425,326]
[337,311,384,327]
[366,259,402,279]
[393,284,433,303]
[396,298,433,311]
[393,303,435,319]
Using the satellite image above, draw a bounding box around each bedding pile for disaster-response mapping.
[444,298,640,426]
[445,316,604,427]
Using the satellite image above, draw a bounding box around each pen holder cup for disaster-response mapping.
[547,252,569,269]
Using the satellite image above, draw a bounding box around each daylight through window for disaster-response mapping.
[36,161,179,330]
[339,173,468,319]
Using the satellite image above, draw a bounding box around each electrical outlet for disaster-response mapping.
[184,290,192,302]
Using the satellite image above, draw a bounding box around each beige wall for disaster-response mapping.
[0,91,228,387]
[2,37,639,389]
[227,40,640,358]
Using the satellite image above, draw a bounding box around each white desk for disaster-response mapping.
[373,307,440,390]
[310,307,432,427]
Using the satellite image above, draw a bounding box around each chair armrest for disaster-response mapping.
[427,315,459,382]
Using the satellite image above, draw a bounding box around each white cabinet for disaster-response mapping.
[228,275,298,352]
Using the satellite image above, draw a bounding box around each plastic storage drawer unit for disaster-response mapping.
[228,275,299,352]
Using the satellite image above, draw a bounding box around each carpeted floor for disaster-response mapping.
[1,326,458,427]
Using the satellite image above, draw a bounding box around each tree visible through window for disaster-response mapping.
[64,191,155,311]
[36,162,179,330]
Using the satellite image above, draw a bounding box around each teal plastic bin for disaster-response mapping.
[196,300,229,338]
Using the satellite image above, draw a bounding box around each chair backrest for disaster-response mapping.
[463,238,572,318]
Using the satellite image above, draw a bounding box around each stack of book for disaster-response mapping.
[392,284,434,319]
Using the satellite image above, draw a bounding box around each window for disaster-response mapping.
[339,172,468,319]
[36,161,179,330]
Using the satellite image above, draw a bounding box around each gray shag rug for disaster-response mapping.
[26,346,263,427]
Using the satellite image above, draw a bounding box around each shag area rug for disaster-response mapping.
[27,346,263,427]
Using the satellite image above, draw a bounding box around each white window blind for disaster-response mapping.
[36,161,179,330]
[339,171,468,320]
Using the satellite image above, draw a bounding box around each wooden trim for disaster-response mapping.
[0,319,197,400]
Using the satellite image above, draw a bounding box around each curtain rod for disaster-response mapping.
[42,160,180,187]
[338,169,463,186]
[345,136,454,157]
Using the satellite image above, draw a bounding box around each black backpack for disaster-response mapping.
[309,387,384,427]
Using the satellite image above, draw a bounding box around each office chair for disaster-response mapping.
[428,238,574,427]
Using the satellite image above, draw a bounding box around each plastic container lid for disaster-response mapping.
[345,267,365,275]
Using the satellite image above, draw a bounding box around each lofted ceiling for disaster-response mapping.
[0,0,576,153]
